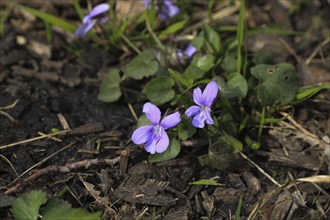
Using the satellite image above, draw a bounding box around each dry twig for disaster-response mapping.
[4,156,120,195]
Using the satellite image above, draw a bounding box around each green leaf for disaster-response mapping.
[178,117,196,140]
[192,33,204,49]
[221,134,242,152]
[202,25,221,53]
[125,50,159,80]
[247,27,303,36]
[244,136,260,150]
[17,5,76,32]
[149,138,181,163]
[143,76,175,105]
[159,20,188,38]
[168,68,193,88]
[193,54,215,72]
[263,114,289,124]
[227,72,248,98]
[293,83,330,104]
[97,69,122,103]
[253,48,274,64]
[146,1,157,29]
[221,52,237,73]
[213,76,235,99]
[257,63,298,105]
[68,208,102,220]
[184,64,205,81]
[250,64,273,82]
[42,198,71,220]
[239,115,249,133]
[11,190,48,220]
[218,113,238,136]
[137,115,152,127]
[190,179,224,186]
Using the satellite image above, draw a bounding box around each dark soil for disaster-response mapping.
[0,1,329,219]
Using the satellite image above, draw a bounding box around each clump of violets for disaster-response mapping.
[132,102,181,154]
[144,0,180,21]
[185,81,218,128]
[75,3,110,38]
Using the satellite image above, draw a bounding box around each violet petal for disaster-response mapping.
[160,112,181,129]
[193,87,204,106]
[163,0,180,18]
[82,14,91,24]
[145,136,158,154]
[159,11,168,21]
[144,0,151,8]
[131,125,154,145]
[185,43,197,58]
[74,19,97,37]
[143,102,161,125]
[202,81,218,107]
[185,105,200,118]
[155,129,169,153]
[192,112,206,128]
[177,50,184,58]
[205,108,214,125]
[87,3,110,20]
[99,16,109,24]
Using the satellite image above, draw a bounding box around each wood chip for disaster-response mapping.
[242,171,261,196]
[201,190,214,217]
[270,190,293,220]
[114,175,176,206]
[259,149,321,170]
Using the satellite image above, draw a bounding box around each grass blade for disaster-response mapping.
[234,195,243,220]
[236,0,245,75]
[17,4,76,32]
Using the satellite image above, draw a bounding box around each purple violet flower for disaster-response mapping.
[185,81,218,128]
[144,0,180,21]
[184,43,197,57]
[132,102,181,154]
[75,3,110,38]
[178,43,197,59]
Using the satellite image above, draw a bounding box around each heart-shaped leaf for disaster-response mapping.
[227,72,248,98]
[250,64,273,82]
[193,54,215,72]
[97,68,122,103]
[184,64,205,80]
[178,117,196,140]
[143,76,175,105]
[221,52,237,73]
[168,68,193,88]
[125,50,159,80]
[252,63,299,105]
[202,25,221,53]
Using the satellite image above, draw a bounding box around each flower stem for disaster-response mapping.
[146,18,165,51]
[121,34,141,54]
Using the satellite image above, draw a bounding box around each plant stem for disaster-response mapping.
[146,18,165,51]
[121,34,141,54]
